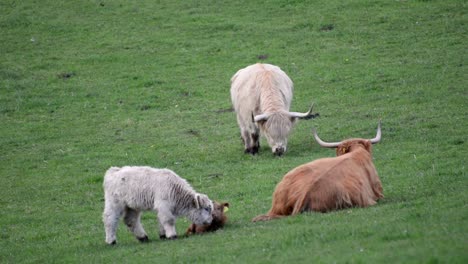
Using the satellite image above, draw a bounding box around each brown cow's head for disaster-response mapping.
[335,139,372,156]
[313,120,381,156]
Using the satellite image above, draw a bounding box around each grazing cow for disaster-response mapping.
[186,201,229,235]
[103,166,213,244]
[230,63,319,156]
[252,121,383,222]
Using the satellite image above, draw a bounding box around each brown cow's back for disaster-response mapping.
[261,146,383,220]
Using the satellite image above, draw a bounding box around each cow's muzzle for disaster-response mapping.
[274,147,285,156]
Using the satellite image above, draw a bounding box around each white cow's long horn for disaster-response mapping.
[369,120,382,144]
[254,113,270,122]
[288,103,317,119]
[313,128,342,148]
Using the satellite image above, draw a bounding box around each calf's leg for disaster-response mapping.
[123,208,148,242]
[158,218,167,239]
[103,202,124,245]
[157,208,178,239]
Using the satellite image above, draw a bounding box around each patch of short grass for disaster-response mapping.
[0,0,466,263]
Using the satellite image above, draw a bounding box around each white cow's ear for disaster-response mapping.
[194,194,200,209]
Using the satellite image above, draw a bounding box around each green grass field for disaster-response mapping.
[1,0,466,263]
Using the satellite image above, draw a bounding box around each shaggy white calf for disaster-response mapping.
[103,166,213,245]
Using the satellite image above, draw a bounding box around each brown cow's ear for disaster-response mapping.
[336,145,350,156]
[364,140,372,153]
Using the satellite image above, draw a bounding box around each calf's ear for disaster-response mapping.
[197,195,204,208]
[223,202,230,212]
[193,194,200,209]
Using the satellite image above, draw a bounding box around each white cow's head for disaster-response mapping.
[254,104,319,156]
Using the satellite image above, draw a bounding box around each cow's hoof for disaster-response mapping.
[159,234,167,240]
[252,146,259,155]
[138,235,149,243]
[245,147,259,155]
[108,240,116,245]
[168,235,178,240]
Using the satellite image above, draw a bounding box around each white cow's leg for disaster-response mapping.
[239,119,260,155]
[251,126,260,154]
[241,129,252,152]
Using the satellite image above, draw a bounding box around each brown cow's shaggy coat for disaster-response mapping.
[252,137,383,222]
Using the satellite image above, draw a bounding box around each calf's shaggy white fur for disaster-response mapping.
[103,166,213,245]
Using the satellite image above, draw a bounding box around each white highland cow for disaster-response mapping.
[102,166,213,245]
[230,63,319,156]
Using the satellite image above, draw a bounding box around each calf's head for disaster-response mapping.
[211,201,229,224]
[186,201,229,235]
[188,194,213,226]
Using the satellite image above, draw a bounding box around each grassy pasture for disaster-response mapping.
[0,0,466,263]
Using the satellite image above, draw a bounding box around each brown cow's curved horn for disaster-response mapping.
[313,128,342,148]
[253,113,270,122]
[369,120,382,144]
[288,103,318,119]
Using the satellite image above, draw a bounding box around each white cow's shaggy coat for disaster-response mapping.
[103,166,213,245]
[230,63,317,156]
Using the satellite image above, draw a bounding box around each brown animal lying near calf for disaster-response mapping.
[186,201,229,235]
[253,121,383,222]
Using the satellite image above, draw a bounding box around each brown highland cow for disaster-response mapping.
[253,121,383,222]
